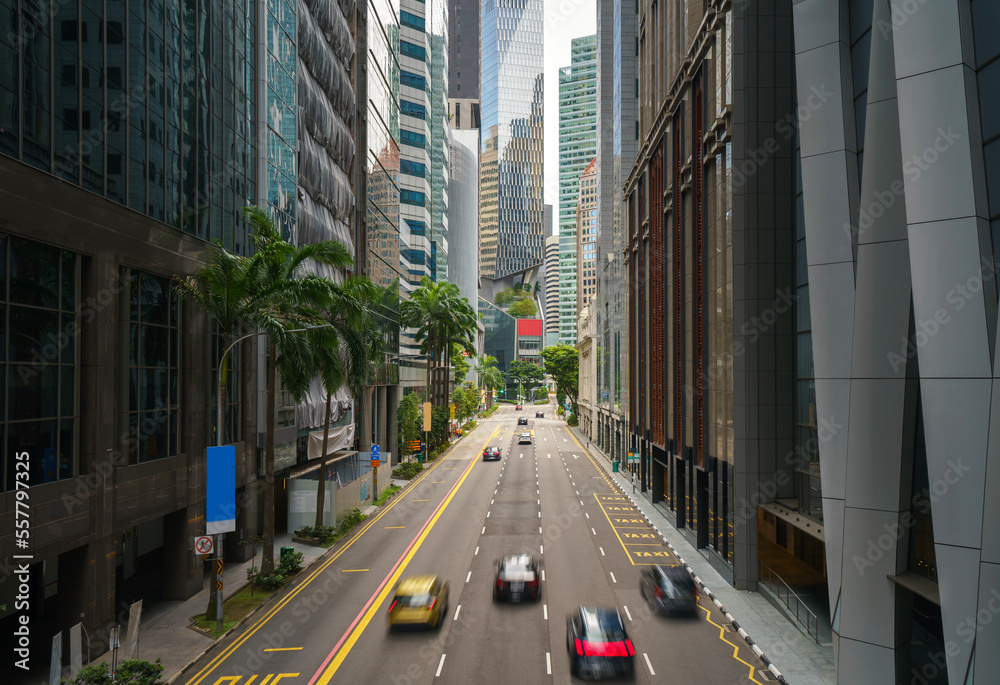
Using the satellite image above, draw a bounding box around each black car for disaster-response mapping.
[535,411,544,418]
[517,416,528,425]
[482,446,501,461]
[493,554,541,602]
[640,565,699,616]
[566,607,635,680]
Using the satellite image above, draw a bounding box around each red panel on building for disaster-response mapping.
[517,318,543,337]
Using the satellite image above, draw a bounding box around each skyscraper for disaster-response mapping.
[575,158,598,315]
[448,0,480,131]
[478,0,544,285]
[545,235,560,347]
[557,35,597,345]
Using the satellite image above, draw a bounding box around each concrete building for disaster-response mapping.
[576,299,598,439]
[575,158,598,316]
[450,129,481,322]
[478,0,545,287]
[591,0,636,467]
[791,1,1000,682]
[516,318,544,367]
[545,235,561,347]
[557,35,597,346]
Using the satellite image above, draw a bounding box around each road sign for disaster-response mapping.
[194,536,213,555]
[371,444,380,456]
[371,459,380,468]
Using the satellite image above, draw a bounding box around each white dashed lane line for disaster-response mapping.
[454,605,462,621]
[436,654,447,677]
[623,605,632,621]
[643,653,655,676]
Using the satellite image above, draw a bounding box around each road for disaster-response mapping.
[180,403,767,685]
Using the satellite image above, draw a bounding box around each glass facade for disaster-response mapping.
[558,35,596,345]
[0,0,255,254]
[429,0,449,282]
[479,0,544,282]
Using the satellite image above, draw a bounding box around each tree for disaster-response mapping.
[508,360,545,397]
[397,391,423,455]
[541,345,579,414]
[475,355,504,408]
[508,298,537,318]
[453,381,478,421]
[451,344,471,385]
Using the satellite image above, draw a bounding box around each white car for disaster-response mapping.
[518,432,532,444]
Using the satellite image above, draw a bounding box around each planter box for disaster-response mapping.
[291,535,322,546]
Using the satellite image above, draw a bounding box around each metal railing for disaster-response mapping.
[758,561,821,643]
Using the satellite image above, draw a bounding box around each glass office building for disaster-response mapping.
[557,35,596,345]
[478,0,544,282]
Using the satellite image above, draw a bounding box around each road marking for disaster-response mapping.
[482,526,486,534]
[591,528,596,535]
[436,654,446,677]
[491,499,494,504]
[384,526,405,529]
[546,652,551,675]
[643,653,655,675]
[263,647,302,652]
[585,513,589,519]
[600,547,605,556]
[538,511,541,517]
[430,481,444,483]
[454,605,461,621]
[580,501,584,506]
[543,604,548,620]
[539,527,542,533]
[623,605,632,621]
[575,490,579,495]
[610,572,617,583]
[487,511,491,517]
[413,499,430,502]
[540,545,544,554]
[475,546,479,555]
[541,570,545,581]
[520,454,523,458]
[537,499,540,505]
[466,571,471,582]
[341,569,368,573]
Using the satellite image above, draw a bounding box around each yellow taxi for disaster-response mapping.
[387,575,450,630]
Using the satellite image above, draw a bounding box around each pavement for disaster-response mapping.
[85,478,413,684]
[568,424,837,685]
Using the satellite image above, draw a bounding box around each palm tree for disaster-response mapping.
[475,355,504,409]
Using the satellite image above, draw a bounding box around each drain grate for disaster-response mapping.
[757,667,780,682]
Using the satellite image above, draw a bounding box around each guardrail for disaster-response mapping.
[758,561,821,643]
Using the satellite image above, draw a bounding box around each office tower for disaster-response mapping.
[478,0,544,285]
[791,1,1000,681]
[591,0,637,468]
[450,129,480,322]
[448,0,480,131]
[575,158,597,316]
[557,35,597,345]
[545,236,561,347]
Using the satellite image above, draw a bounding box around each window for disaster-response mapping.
[400,10,425,30]
[123,269,181,463]
[401,70,427,90]
[400,128,426,148]
[401,189,427,206]
[3,237,80,490]
[400,40,427,62]
[400,99,427,119]
[401,159,426,177]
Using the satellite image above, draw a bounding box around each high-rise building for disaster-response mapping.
[575,158,598,316]
[478,0,544,285]
[450,129,480,323]
[791,2,1000,681]
[429,0,450,284]
[447,0,480,132]
[591,0,637,467]
[557,35,597,345]
[545,235,561,347]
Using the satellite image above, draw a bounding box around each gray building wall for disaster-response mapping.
[450,129,481,320]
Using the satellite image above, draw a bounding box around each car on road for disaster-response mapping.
[566,606,635,679]
[518,432,532,444]
[515,404,522,410]
[535,411,544,418]
[483,446,502,461]
[640,565,699,616]
[517,416,528,425]
[493,554,541,602]
[387,575,449,630]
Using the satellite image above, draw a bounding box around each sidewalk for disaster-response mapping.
[91,478,411,684]
[568,425,836,685]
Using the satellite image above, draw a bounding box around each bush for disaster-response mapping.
[557,405,565,416]
[567,413,579,427]
[393,461,424,480]
[533,387,548,400]
[295,525,314,539]
[374,484,401,506]
[66,658,165,685]
[338,507,367,533]
[483,404,499,418]
[278,551,304,576]
[462,420,477,432]
[255,572,285,591]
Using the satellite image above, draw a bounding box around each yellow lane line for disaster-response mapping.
[341,569,368,573]
[183,445,458,685]
[412,499,430,502]
[384,526,406,529]
[262,648,303,652]
[313,425,500,684]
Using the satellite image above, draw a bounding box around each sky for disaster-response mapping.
[543,0,596,235]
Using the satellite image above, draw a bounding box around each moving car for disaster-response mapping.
[518,432,532,444]
[566,606,635,680]
[483,446,502,461]
[493,554,541,602]
[517,416,528,425]
[640,564,699,616]
[387,575,449,629]
[535,411,545,418]
[515,404,522,410]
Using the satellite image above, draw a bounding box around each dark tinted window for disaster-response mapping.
[581,611,626,641]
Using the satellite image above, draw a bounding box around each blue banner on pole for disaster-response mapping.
[206,445,236,534]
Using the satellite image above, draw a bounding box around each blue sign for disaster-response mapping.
[206,445,236,534]
[371,444,380,456]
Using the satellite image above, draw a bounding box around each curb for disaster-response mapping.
[580,437,791,685]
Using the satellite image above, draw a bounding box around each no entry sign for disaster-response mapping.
[194,535,214,555]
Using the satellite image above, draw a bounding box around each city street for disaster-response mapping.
[179,405,768,685]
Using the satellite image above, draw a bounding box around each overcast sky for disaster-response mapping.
[543,0,596,234]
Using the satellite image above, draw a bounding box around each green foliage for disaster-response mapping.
[483,404,499,418]
[65,658,165,685]
[452,382,478,422]
[393,462,424,480]
[508,360,545,394]
[295,526,315,539]
[277,551,304,575]
[557,405,565,416]
[374,484,401,505]
[507,298,538,318]
[541,345,579,414]
[397,391,423,455]
[451,345,471,384]
[339,507,367,531]
[254,572,285,591]
[566,413,579,427]
[533,387,548,400]
[430,405,449,446]
[495,286,533,309]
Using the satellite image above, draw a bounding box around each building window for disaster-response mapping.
[400,10,425,31]
[401,70,427,91]
[3,237,80,490]
[400,128,427,149]
[400,99,428,119]
[122,269,181,463]
[400,40,427,62]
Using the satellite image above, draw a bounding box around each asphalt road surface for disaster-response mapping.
[180,403,767,685]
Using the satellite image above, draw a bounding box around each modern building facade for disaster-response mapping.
[557,35,597,345]
[447,0,479,101]
[591,0,637,469]
[792,1,1000,683]
[516,318,543,366]
[479,296,517,385]
[450,129,480,322]
[478,0,545,284]
[575,158,598,315]
[545,235,561,347]
[576,299,597,439]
